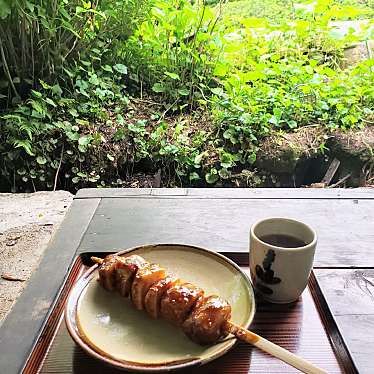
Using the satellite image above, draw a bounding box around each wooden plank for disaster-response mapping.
[0,198,100,374]
[321,158,341,185]
[315,269,374,374]
[75,187,374,200]
[77,198,374,267]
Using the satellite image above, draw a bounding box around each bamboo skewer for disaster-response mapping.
[90,256,327,374]
[225,322,327,374]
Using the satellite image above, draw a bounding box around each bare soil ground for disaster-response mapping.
[0,191,73,325]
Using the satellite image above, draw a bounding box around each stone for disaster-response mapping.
[0,191,73,324]
[343,40,374,68]
[328,127,374,187]
[255,127,326,175]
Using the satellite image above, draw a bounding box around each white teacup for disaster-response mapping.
[249,217,317,304]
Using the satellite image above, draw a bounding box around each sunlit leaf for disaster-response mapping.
[114,64,128,74]
[164,71,180,80]
[152,83,165,93]
[36,156,47,165]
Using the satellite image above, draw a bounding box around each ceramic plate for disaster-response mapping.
[65,244,255,372]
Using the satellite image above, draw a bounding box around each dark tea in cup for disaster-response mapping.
[259,234,306,248]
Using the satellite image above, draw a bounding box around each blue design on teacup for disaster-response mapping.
[254,249,281,295]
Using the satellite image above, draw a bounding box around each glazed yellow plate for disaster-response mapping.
[65,244,255,372]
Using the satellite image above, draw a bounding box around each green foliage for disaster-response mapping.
[0,53,132,191]
[0,0,374,191]
[0,0,152,107]
[221,0,374,21]
[123,0,226,109]
[120,0,374,181]
[222,0,295,21]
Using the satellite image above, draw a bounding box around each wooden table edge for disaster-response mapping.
[75,187,374,200]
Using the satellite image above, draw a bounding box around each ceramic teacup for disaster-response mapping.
[249,217,317,304]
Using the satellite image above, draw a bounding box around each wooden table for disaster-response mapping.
[0,188,373,373]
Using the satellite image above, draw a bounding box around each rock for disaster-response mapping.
[0,190,73,233]
[255,127,327,186]
[0,191,73,325]
[329,127,374,162]
[328,127,374,186]
[343,40,374,68]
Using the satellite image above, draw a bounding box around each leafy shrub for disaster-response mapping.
[0,0,152,107]
[0,51,131,191]
[119,0,374,182]
[0,52,214,191]
[123,0,226,109]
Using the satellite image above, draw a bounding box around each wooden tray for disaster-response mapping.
[23,252,357,374]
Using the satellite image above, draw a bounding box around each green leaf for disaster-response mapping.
[63,67,75,79]
[223,129,238,144]
[81,60,91,67]
[76,119,89,126]
[288,120,297,129]
[45,98,56,107]
[66,131,80,141]
[0,0,11,19]
[78,136,92,146]
[52,84,63,97]
[14,140,34,156]
[114,128,125,141]
[248,153,257,164]
[194,152,206,166]
[268,115,279,125]
[116,114,125,125]
[36,156,47,165]
[178,88,190,96]
[31,100,45,115]
[211,87,224,96]
[218,168,231,179]
[107,154,114,161]
[40,80,51,89]
[72,177,80,184]
[103,65,113,73]
[214,63,228,77]
[189,172,200,181]
[89,74,100,86]
[205,169,219,184]
[164,71,180,80]
[113,64,128,75]
[152,83,165,93]
[31,90,42,98]
[69,108,79,117]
